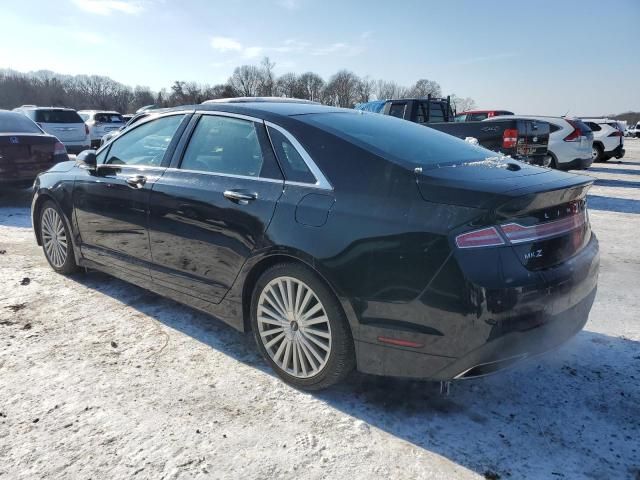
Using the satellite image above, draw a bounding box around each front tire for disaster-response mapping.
[39,200,78,274]
[250,263,355,390]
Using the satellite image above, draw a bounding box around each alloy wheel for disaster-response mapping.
[41,207,68,268]
[256,276,332,379]
[591,146,599,161]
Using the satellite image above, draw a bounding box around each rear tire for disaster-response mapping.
[39,200,79,274]
[250,262,355,390]
[592,144,604,162]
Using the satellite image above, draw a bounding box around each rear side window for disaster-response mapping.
[104,114,184,166]
[586,122,601,132]
[454,114,467,122]
[388,103,406,119]
[301,112,497,168]
[267,126,315,183]
[0,112,42,133]
[34,110,83,124]
[549,124,562,133]
[180,115,280,179]
[427,102,445,123]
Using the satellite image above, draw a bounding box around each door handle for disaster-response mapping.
[223,190,258,204]
[126,175,147,188]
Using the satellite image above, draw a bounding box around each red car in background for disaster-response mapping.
[455,109,514,122]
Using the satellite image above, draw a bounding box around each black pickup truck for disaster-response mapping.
[355,97,550,165]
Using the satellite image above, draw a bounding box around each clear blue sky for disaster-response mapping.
[1,0,638,115]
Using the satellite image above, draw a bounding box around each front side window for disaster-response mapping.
[180,115,269,178]
[104,114,184,166]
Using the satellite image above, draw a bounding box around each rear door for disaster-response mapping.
[147,112,284,303]
[74,113,188,282]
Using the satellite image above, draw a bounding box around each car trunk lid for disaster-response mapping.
[416,159,594,269]
[0,135,57,181]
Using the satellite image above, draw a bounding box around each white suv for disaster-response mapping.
[78,110,126,148]
[484,115,593,170]
[12,106,90,154]
[581,118,625,162]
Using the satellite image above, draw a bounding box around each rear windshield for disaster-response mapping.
[95,113,124,123]
[300,111,498,168]
[33,109,83,124]
[0,112,43,134]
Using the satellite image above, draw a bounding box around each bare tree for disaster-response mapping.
[450,94,476,113]
[407,78,442,98]
[298,72,324,102]
[355,76,375,104]
[324,70,361,107]
[374,79,407,100]
[258,57,276,96]
[276,72,302,98]
[228,65,261,97]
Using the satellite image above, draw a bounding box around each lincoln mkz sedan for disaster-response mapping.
[31,100,599,390]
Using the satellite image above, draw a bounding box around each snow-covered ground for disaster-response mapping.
[1,141,639,480]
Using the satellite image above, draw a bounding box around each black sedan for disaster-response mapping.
[0,110,68,187]
[31,101,599,390]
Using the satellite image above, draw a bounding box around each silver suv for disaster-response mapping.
[78,110,126,148]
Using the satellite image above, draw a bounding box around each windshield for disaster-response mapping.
[34,109,83,124]
[300,111,498,168]
[0,112,43,133]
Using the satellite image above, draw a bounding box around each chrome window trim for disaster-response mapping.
[95,164,167,172]
[264,121,333,191]
[194,110,264,124]
[165,167,284,184]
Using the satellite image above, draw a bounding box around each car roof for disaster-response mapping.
[18,106,76,111]
[485,114,572,123]
[460,109,513,114]
[163,101,346,119]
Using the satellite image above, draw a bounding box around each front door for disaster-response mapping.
[74,113,187,282]
[148,113,284,303]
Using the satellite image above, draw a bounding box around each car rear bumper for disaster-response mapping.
[354,234,599,381]
[559,157,593,170]
[605,145,625,159]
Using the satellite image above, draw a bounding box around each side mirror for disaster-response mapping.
[77,150,97,171]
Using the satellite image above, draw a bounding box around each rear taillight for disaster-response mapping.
[563,120,581,142]
[500,212,586,244]
[54,142,67,156]
[608,130,623,137]
[502,128,518,149]
[85,124,89,135]
[455,227,505,249]
[455,208,587,249]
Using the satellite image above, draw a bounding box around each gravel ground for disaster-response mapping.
[1,141,639,480]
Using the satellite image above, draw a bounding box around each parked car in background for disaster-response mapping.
[627,122,640,138]
[455,110,514,122]
[357,98,550,165]
[99,110,159,146]
[0,110,68,186]
[581,118,625,161]
[12,106,90,154]
[31,100,598,390]
[485,116,593,170]
[78,110,126,148]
